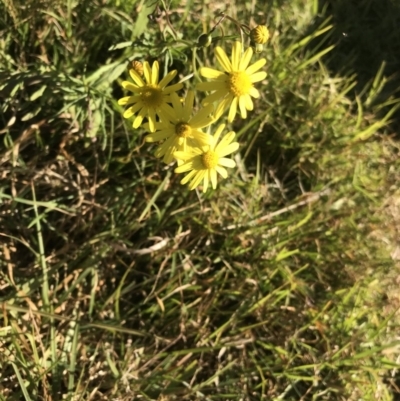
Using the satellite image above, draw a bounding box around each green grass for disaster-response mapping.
[1,0,400,400]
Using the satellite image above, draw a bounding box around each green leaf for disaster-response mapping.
[29,85,46,101]
[21,106,41,121]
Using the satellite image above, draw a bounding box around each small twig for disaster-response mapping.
[225,187,331,230]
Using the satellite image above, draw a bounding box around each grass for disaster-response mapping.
[1,0,400,400]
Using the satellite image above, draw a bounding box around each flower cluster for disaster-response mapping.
[118,25,268,192]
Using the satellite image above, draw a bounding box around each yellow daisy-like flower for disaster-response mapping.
[118,61,183,132]
[196,41,267,122]
[144,91,213,164]
[174,124,239,192]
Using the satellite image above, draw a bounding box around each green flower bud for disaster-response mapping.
[253,43,264,54]
[197,33,212,48]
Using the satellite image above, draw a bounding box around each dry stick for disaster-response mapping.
[225,187,332,230]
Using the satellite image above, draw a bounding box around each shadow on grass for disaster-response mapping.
[320,0,400,97]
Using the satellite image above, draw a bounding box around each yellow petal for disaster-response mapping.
[245,58,266,75]
[122,81,140,93]
[244,94,254,110]
[215,165,228,178]
[159,70,177,88]
[217,141,239,157]
[215,131,235,152]
[180,169,197,185]
[151,61,159,84]
[147,109,157,132]
[228,97,238,122]
[123,102,143,118]
[218,157,236,168]
[143,61,152,83]
[239,47,253,71]
[133,114,144,128]
[163,82,183,94]
[189,170,206,190]
[215,46,232,72]
[128,70,145,87]
[118,95,138,106]
[201,90,226,105]
[199,67,226,79]
[183,91,195,121]
[250,71,267,83]
[239,96,247,118]
[249,87,260,98]
[231,41,242,70]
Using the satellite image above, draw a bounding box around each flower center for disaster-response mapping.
[140,84,163,108]
[227,71,253,97]
[201,150,219,169]
[175,122,192,138]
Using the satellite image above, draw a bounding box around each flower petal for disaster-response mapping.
[239,47,254,71]
[228,97,238,122]
[175,159,194,173]
[151,61,159,85]
[123,102,143,118]
[250,71,267,83]
[215,165,228,178]
[118,95,139,106]
[215,46,232,72]
[163,82,183,94]
[196,81,226,92]
[245,58,266,75]
[218,157,236,168]
[159,70,177,88]
[170,92,183,114]
[147,108,157,132]
[190,130,212,146]
[143,61,152,83]
[180,169,197,185]
[129,70,145,87]
[249,86,260,98]
[145,128,174,142]
[244,94,254,110]
[189,106,214,129]
[189,170,206,190]
[133,114,144,128]
[201,90,227,105]
[122,81,141,93]
[217,141,239,157]
[239,96,247,118]
[199,67,226,79]
[183,91,195,121]
[231,41,242,70]
[215,131,235,153]
[212,124,226,147]
[159,103,176,121]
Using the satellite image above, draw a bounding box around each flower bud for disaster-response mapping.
[254,43,264,54]
[197,33,212,48]
[250,25,269,45]
[129,60,143,76]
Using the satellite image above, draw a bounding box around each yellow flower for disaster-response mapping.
[250,25,270,45]
[174,124,239,192]
[118,61,183,132]
[144,91,213,164]
[196,41,267,122]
